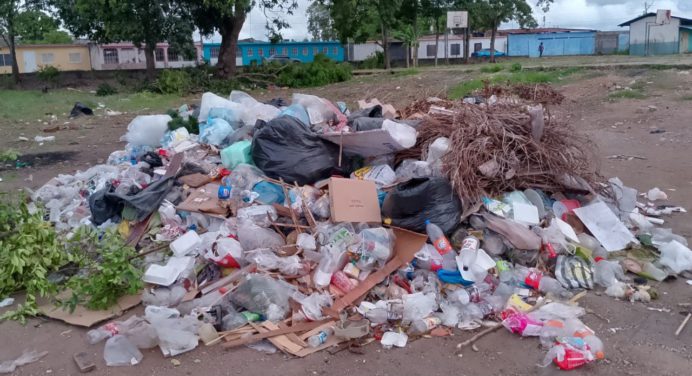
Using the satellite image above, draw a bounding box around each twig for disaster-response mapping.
[675,313,691,337]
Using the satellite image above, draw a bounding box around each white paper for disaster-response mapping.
[573,201,638,252]
[555,218,579,243]
[512,202,540,225]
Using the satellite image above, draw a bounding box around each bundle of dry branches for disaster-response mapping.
[396,102,598,200]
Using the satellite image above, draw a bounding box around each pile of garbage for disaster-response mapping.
[28,88,692,371]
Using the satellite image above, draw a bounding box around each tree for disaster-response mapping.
[0,1,45,84]
[469,0,553,63]
[14,10,71,44]
[53,0,195,80]
[187,0,298,79]
[421,0,449,66]
[396,0,421,68]
[307,2,337,41]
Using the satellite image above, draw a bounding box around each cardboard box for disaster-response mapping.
[328,178,381,223]
[39,294,141,327]
[176,183,228,216]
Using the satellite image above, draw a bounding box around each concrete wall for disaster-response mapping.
[349,43,383,62]
[508,32,596,57]
[90,43,201,70]
[618,33,630,52]
[681,29,692,53]
[0,45,91,74]
[629,16,680,55]
[416,36,507,60]
[235,42,344,65]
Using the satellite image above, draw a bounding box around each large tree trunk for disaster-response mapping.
[434,18,439,67]
[381,23,391,70]
[7,15,20,84]
[217,9,247,78]
[490,24,497,63]
[144,43,156,81]
[413,15,418,68]
[405,46,410,68]
[464,26,470,64]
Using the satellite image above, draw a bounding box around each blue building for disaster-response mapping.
[506,29,597,57]
[202,41,345,66]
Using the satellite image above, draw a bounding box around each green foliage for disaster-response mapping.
[449,67,579,98]
[0,149,19,163]
[360,51,385,70]
[307,2,337,40]
[393,68,420,77]
[274,54,351,87]
[62,228,143,311]
[0,195,68,324]
[168,109,200,134]
[37,65,60,86]
[95,82,118,96]
[480,64,504,73]
[449,79,487,99]
[14,10,71,44]
[608,90,647,100]
[510,62,522,72]
[155,69,192,95]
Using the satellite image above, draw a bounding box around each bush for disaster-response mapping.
[510,62,522,72]
[275,54,351,87]
[155,69,191,94]
[480,64,504,73]
[95,82,118,96]
[37,65,60,86]
[361,51,385,70]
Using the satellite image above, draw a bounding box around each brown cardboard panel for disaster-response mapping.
[177,183,228,216]
[328,178,381,223]
[325,227,427,317]
[179,173,213,188]
[39,294,141,328]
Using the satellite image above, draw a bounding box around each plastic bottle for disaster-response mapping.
[466,282,493,303]
[543,340,595,370]
[425,220,453,256]
[577,233,608,259]
[408,316,442,335]
[515,266,571,298]
[593,258,626,288]
[314,254,340,288]
[103,335,143,367]
[307,327,334,348]
[331,271,355,293]
[458,236,480,273]
[582,334,605,360]
[449,288,471,305]
[86,322,121,344]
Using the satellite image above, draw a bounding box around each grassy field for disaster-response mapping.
[0,90,189,122]
[448,67,585,98]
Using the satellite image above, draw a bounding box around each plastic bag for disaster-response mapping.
[0,350,48,373]
[144,306,180,321]
[228,164,265,193]
[292,93,347,129]
[351,165,397,187]
[208,107,243,130]
[230,274,295,321]
[252,115,341,185]
[402,292,437,323]
[382,120,417,149]
[221,309,248,331]
[238,220,285,251]
[230,90,281,123]
[104,335,143,366]
[198,92,244,123]
[426,137,450,163]
[205,237,244,268]
[356,227,395,270]
[120,115,171,147]
[150,316,200,357]
[292,292,333,321]
[395,159,432,181]
[120,316,158,349]
[200,117,234,146]
[658,240,692,274]
[245,249,307,276]
[279,103,311,127]
[237,205,278,227]
[381,177,462,235]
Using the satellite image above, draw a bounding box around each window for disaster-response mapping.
[281,47,287,55]
[426,45,437,57]
[155,48,165,61]
[313,47,319,55]
[167,48,179,61]
[210,47,220,58]
[236,47,241,56]
[247,48,253,57]
[302,47,308,56]
[332,47,338,55]
[474,43,482,52]
[322,47,328,54]
[269,47,276,55]
[103,48,119,64]
[258,48,264,57]
[41,53,54,64]
[292,47,298,56]
[69,52,82,63]
[0,54,12,67]
[451,43,460,56]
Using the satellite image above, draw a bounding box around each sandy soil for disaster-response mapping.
[1,67,691,376]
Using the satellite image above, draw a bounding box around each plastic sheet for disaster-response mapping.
[237,220,285,251]
[200,118,234,146]
[0,350,48,373]
[230,274,295,322]
[120,115,171,147]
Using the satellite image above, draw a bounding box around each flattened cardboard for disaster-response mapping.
[179,173,212,188]
[177,183,228,216]
[573,201,638,252]
[328,178,381,223]
[39,294,141,328]
[320,129,408,157]
[325,228,427,318]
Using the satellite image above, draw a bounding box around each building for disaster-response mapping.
[417,34,508,60]
[0,43,91,74]
[203,41,345,66]
[88,42,202,71]
[506,28,597,57]
[619,11,692,55]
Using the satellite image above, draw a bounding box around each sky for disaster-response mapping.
[201,0,692,42]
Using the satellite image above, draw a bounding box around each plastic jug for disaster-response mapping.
[221,140,253,169]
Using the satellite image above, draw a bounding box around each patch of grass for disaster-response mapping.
[392,68,420,77]
[608,90,647,100]
[680,95,692,101]
[480,64,504,73]
[449,68,582,99]
[449,79,487,99]
[509,63,522,72]
[0,89,187,121]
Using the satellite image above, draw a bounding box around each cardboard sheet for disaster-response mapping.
[325,228,427,317]
[39,294,141,328]
[573,201,638,252]
[177,183,228,216]
[320,129,408,157]
[328,178,381,223]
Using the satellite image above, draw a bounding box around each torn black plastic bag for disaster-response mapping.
[89,176,175,225]
[348,105,384,132]
[381,177,462,235]
[251,115,340,185]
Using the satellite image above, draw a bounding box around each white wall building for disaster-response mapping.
[416,34,508,60]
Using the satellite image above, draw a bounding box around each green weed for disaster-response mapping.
[480,64,504,73]
[448,67,581,98]
[608,90,647,99]
[393,68,420,77]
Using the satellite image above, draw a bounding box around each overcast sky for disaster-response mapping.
[201,0,692,42]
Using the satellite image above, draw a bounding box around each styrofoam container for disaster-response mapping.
[170,230,202,257]
[143,257,194,286]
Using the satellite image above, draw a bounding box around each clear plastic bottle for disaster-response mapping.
[466,282,493,303]
[458,236,480,273]
[577,233,607,259]
[307,327,334,347]
[314,254,339,288]
[425,220,453,256]
[515,265,571,298]
[408,317,441,335]
[86,322,120,344]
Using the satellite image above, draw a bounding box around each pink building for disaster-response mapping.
[88,42,202,70]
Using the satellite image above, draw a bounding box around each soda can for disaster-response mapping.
[218,185,231,200]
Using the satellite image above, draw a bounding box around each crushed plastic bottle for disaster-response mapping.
[408,316,442,335]
[307,327,334,348]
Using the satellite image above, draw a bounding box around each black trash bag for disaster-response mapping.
[348,105,382,120]
[265,98,289,108]
[141,151,163,168]
[347,105,384,131]
[381,177,462,235]
[88,182,122,225]
[88,176,176,225]
[69,102,94,118]
[252,115,340,185]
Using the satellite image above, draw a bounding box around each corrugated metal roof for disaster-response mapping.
[619,12,692,27]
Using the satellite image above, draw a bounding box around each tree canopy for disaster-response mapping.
[307,2,337,41]
[14,10,72,44]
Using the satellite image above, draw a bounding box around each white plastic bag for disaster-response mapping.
[198,92,244,123]
[659,240,692,274]
[120,115,171,147]
[0,350,48,373]
[402,292,437,323]
[382,120,417,149]
[200,118,234,146]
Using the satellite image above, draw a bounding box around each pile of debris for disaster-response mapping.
[24,87,692,372]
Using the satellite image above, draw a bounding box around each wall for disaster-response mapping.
[349,43,383,61]
[239,42,345,65]
[629,16,680,55]
[508,32,596,57]
[0,45,91,74]
[596,32,620,54]
[618,33,630,52]
[416,36,507,60]
[681,29,692,53]
[91,43,201,70]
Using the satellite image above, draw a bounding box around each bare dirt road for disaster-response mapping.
[1,67,691,376]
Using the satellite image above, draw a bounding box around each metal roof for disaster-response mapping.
[619,12,692,27]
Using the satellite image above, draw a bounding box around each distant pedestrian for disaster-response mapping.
[539,42,544,57]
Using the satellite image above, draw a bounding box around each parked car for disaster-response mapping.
[472,49,506,58]
[263,55,301,64]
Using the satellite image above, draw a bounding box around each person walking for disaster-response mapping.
[539,42,544,58]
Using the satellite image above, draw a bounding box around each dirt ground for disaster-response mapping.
[1,66,692,376]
